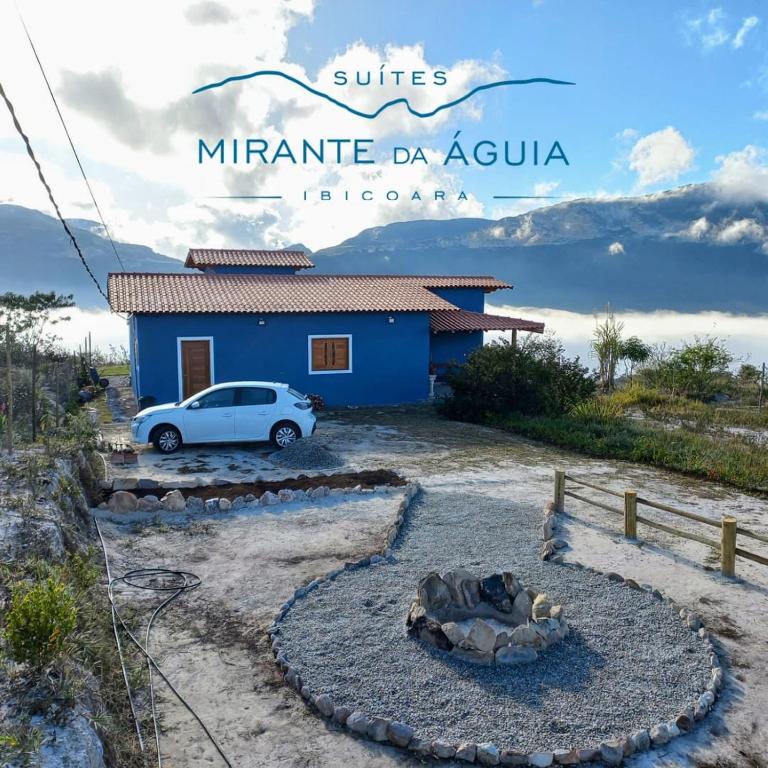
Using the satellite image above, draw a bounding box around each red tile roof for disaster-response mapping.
[108,273,469,314]
[185,248,315,269]
[430,310,544,333]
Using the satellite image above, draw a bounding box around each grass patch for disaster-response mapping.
[491,411,768,495]
[99,364,129,377]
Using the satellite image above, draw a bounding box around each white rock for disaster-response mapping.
[160,489,185,512]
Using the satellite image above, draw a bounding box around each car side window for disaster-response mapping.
[237,387,277,406]
[194,388,235,409]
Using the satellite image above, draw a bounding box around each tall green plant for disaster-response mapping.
[591,309,624,392]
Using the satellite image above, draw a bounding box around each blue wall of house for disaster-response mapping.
[428,287,486,312]
[430,331,482,370]
[131,311,431,407]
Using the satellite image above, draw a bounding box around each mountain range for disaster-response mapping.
[1,183,766,314]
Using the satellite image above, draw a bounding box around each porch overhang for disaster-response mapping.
[430,310,545,334]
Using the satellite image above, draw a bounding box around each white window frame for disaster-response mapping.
[177,336,215,400]
[308,334,353,375]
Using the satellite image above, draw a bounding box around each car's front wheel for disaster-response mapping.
[270,421,300,448]
[152,425,182,453]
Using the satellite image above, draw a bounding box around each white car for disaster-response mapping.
[131,382,316,453]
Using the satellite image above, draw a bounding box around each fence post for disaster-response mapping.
[554,470,565,513]
[721,516,737,577]
[624,490,638,539]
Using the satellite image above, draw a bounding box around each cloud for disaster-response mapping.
[185,2,236,25]
[712,145,768,201]
[533,180,560,196]
[682,216,711,239]
[616,128,639,141]
[628,127,694,187]
[672,214,767,253]
[733,16,759,48]
[715,218,766,244]
[754,110,768,121]
[686,8,760,50]
[607,241,625,255]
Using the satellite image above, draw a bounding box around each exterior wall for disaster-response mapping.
[201,265,298,275]
[132,311,431,407]
[427,287,486,312]
[430,330,482,371]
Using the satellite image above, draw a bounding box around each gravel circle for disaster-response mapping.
[276,491,713,753]
[270,438,344,470]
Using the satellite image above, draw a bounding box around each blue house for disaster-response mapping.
[109,249,544,407]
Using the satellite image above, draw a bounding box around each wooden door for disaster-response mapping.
[181,340,211,399]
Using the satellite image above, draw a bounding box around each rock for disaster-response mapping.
[37,704,105,768]
[649,724,670,746]
[108,490,138,513]
[346,711,371,734]
[113,477,139,491]
[463,619,497,653]
[511,590,533,624]
[386,721,414,748]
[136,478,159,489]
[310,486,326,500]
[549,605,564,620]
[599,741,624,766]
[205,498,219,512]
[630,729,651,752]
[456,743,478,763]
[624,578,641,590]
[461,576,482,609]
[442,621,468,646]
[452,646,494,664]
[542,517,555,540]
[528,753,554,768]
[278,488,295,502]
[495,645,537,665]
[160,489,185,512]
[407,603,426,625]
[367,717,389,742]
[432,741,457,759]
[443,568,474,608]
[300,685,311,700]
[230,495,246,510]
[686,613,703,631]
[314,694,334,717]
[621,737,634,756]
[418,572,452,612]
[700,690,715,708]
[500,750,529,765]
[411,616,452,650]
[260,491,280,506]
[186,496,204,513]
[409,737,432,756]
[480,574,513,612]
[477,743,501,766]
[244,493,256,502]
[332,706,351,724]
[551,538,568,549]
[553,749,580,765]
[540,541,557,560]
[577,748,600,762]
[675,712,693,732]
[218,497,232,511]
[502,572,522,598]
[532,594,553,619]
[666,722,681,739]
[137,496,161,512]
[510,624,539,646]
[606,572,624,583]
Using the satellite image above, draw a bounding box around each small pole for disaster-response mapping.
[759,363,765,411]
[511,329,518,348]
[624,490,638,539]
[554,469,566,513]
[721,516,737,578]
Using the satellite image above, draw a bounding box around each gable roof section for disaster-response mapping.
[430,310,544,333]
[185,248,315,270]
[108,273,470,314]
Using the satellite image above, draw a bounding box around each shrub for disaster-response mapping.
[4,578,77,667]
[441,336,595,421]
[570,397,623,422]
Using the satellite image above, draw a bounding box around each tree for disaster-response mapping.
[591,309,624,392]
[0,292,73,453]
[670,337,733,400]
[620,336,651,382]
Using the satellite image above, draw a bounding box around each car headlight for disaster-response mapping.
[132,415,148,425]
[293,401,312,411]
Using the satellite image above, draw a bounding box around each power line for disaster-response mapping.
[0,79,110,305]
[16,9,126,272]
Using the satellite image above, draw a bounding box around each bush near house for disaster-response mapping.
[440,336,596,421]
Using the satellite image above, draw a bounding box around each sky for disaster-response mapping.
[1,0,768,257]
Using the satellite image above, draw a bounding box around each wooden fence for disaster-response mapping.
[553,469,768,577]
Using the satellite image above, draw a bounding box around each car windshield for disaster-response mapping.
[288,387,308,401]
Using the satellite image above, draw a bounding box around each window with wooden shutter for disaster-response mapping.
[309,336,352,373]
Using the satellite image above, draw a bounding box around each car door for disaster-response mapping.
[183,387,236,443]
[234,386,278,441]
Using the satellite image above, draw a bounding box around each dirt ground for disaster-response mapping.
[96,407,768,767]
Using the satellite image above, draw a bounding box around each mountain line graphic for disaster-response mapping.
[192,70,575,119]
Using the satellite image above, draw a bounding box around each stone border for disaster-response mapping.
[101,483,384,515]
[268,490,724,766]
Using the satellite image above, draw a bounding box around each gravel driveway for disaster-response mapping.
[276,490,712,754]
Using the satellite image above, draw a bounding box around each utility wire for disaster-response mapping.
[16,9,126,272]
[0,79,110,304]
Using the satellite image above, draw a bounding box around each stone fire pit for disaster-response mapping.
[406,569,568,664]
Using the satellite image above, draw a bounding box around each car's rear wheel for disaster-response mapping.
[152,425,182,453]
[271,421,300,448]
